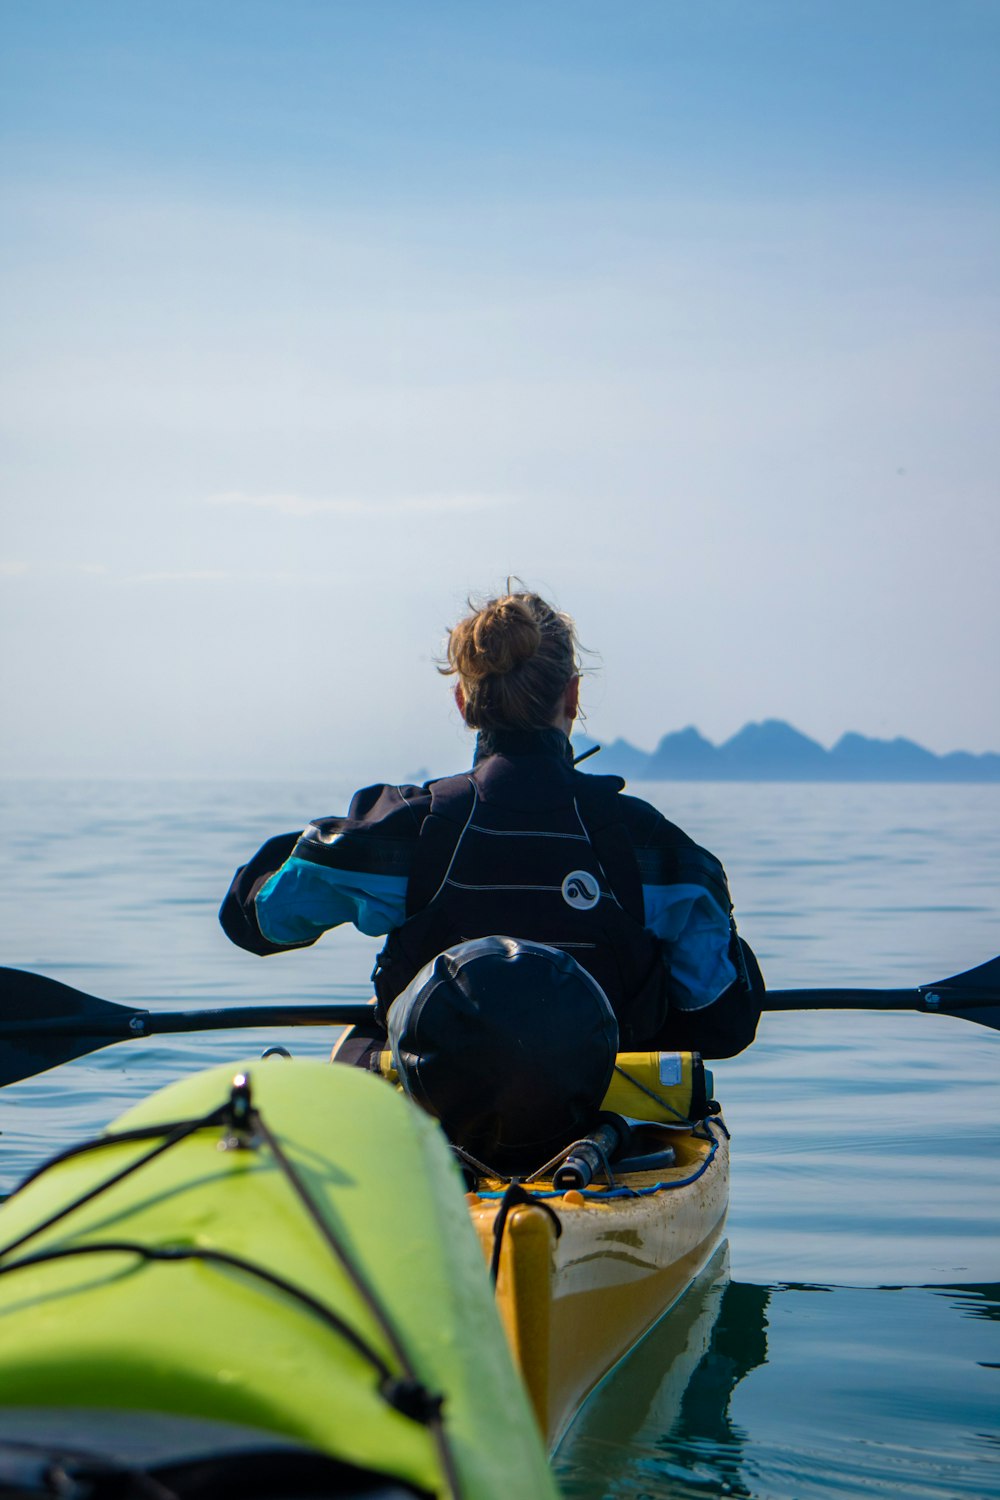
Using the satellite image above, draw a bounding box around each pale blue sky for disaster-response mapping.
[2,2,998,777]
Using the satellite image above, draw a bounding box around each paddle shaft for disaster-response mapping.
[0,1002,378,1041]
[6,990,996,1038]
[764,985,999,1014]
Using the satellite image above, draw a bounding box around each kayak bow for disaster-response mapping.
[0,1059,558,1500]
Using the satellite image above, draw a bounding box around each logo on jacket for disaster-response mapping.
[561,870,601,911]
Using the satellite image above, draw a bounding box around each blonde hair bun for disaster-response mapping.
[461,596,541,680]
[443,589,580,732]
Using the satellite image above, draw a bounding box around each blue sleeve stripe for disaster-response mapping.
[255,857,409,943]
[642,882,728,934]
[642,881,737,1011]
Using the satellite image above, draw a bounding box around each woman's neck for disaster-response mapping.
[473,725,574,763]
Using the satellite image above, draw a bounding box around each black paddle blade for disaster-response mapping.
[925,954,1000,1032]
[933,1004,1000,1033]
[0,968,142,1086]
[0,1028,121,1087]
[933,952,1000,994]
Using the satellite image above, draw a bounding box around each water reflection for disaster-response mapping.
[555,1242,769,1497]
[555,1257,1000,1500]
[931,1281,1000,1324]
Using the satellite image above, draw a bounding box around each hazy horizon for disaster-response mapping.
[3,714,998,787]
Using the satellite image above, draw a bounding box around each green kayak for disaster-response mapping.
[0,1058,558,1499]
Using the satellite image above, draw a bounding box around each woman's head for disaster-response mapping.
[443,589,580,733]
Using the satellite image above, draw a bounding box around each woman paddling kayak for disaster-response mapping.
[220,588,762,1060]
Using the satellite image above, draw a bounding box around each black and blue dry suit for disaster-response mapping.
[220,728,762,1058]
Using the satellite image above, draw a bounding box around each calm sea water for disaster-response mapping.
[2,776,998,1498]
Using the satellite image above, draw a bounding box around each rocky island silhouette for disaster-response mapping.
[574,720,1000,782]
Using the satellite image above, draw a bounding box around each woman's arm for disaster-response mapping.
[635,823,763,1058]
[219,783,426,955]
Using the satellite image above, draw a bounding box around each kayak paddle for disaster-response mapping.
[0,967,378,1087]
[762,951,1000,1032]
[1,952,997,1089]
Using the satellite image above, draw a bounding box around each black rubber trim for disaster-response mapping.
[292,830,416,877]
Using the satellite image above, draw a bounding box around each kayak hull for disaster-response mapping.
[468,1122,729,1449]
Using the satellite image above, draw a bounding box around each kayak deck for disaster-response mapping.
[466,1120,729,1450]
[0,1060,559,1500]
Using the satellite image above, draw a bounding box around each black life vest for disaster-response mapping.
[372,751,668,1046]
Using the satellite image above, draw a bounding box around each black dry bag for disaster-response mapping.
[387,935,619,1175]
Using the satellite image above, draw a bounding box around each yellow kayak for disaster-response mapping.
[467,1116,729,1449]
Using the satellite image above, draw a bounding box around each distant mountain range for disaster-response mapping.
[575,720,1000,782]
